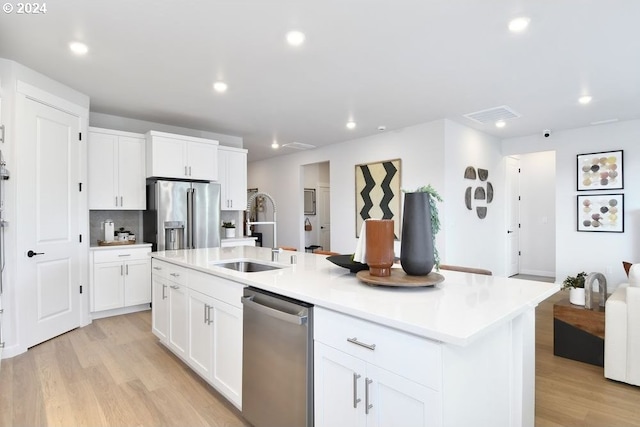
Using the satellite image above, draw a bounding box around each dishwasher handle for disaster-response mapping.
[241,295,308,325]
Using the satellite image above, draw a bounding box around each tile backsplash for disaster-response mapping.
[90,210,143,245]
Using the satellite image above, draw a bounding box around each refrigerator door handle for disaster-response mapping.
[186,188,194,249]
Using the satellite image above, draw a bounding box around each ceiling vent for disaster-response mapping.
[282,142,316,150]
[463,105,521,124]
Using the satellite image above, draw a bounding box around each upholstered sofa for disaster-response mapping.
[604,263,640,386]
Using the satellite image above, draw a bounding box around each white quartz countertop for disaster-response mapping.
[151,246,559,346]
[90,243,152,250]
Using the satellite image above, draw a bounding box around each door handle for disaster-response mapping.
[27,250,44,258]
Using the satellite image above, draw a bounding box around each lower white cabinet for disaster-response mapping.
[151,273,168,341]
[151,258,243,409]
[90,246,151,312]
[314,307,442,427]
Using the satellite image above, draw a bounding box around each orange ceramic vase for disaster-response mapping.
[366,219,395,277]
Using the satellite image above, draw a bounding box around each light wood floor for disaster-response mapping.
[1,293,639,426]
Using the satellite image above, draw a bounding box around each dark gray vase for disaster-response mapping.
[400,192,435,276]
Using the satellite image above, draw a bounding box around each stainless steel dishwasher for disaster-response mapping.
[241,287,313,427]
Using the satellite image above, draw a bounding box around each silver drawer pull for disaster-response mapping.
[153,267,162,270]
[170,272,180,277]
[347,337,376,351]
[118,254,131,257]
[170,285,179,290]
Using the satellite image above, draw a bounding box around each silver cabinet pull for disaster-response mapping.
[185,166,188,176]
[126,264,129,275]
[207,304,213,325]
[365,378,373,414]
[347,337,376,351]
[188,166,192,176]
[170,272,180,277]
[162,284,167,300]
[118,254,131,257]
[204,303,209,324]
[120,265,124,276]
[353,373,361,408]
[120,196,124,206]
[153,266,162,270]
[170,285,179,289]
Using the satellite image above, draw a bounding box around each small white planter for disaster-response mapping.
[224,227,236,238]
[569,288,585,306]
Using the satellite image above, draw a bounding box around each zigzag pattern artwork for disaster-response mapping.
[355,159,401,238]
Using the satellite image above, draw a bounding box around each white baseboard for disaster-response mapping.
[91,303,151,320]
[519,269,555,278]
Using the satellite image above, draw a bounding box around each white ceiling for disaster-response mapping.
[1,1,639,161]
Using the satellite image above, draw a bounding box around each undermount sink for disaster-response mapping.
[212,260,284,273]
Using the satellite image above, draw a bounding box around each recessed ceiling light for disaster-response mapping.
[271,140,280,149]
[508,17,530,32]
[578,95,592,105]
[346,121,356,130]
[495,120,506,128]
[69,41,88,55]
[213,81,228,93]
[286,30,306,46]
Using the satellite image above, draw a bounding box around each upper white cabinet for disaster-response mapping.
[146,130,218,181]
[88,127,146,210]
[218,146,248,210]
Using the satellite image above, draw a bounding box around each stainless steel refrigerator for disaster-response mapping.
[143,180,221,251]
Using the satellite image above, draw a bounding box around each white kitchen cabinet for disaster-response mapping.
[188,288,215,380]
[152,259,244,409]
[218,146,247,210]
[88,127,146,210]
[209,296,243,407]
[90,246,151,313]
[168,281,188,359]
[146,130,218,181]
[151,270,168,341]
[314,307,442,427]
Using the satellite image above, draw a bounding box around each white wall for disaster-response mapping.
[249,120,446,255]
[443,120,505,275]
[503,120,640,289]
[90,112,244,148]
[249,119,512,276]
[518,151,556,277]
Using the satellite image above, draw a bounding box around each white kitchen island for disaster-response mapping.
[150,246,558,427]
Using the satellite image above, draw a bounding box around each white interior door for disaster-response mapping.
[506,156,521,277]
[318,185,331,251]
[18,97,81,347]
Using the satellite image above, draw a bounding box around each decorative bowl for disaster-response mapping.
[326,255,369,273]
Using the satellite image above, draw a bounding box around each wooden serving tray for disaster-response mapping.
[97,239,136,246]
[356,269,444,287]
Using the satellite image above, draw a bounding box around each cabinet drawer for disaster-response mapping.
[93,247,150,263]
[189,269,244,308]
[314,307,442,390]
[152,259,187,286]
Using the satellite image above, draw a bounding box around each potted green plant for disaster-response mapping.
[222,221,236,238]
[562,271,587,306]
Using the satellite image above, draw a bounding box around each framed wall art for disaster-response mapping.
[577,150,623,190]
[577,193,624,232]
[355,158,401,238]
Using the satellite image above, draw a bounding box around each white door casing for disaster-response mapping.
[17,96,82,348]
[506,156,521,277]
[318,185,331,251]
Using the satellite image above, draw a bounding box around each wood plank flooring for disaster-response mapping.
[1,293,639,426]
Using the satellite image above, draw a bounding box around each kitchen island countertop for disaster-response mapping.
[150,246,559,346]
